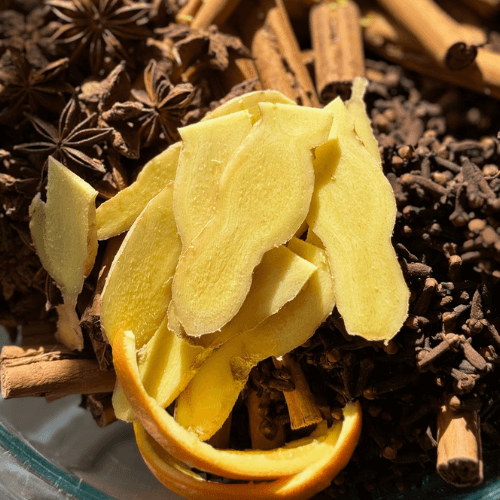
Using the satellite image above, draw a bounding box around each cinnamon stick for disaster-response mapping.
[375,0,483,70]
[363,8,500,100]
[273,354,323,430]
[81,393,117,427]
[237,0,320,106]
[246,389,286,450]
[310,0,365,102]
[207,413,233,449]
[0,344,116,399]
[436,395,483,487]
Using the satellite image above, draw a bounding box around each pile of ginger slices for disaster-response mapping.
[29,80,410,499]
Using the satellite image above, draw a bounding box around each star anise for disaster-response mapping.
[0,49,73,124]
[14,95,113,179]
[0,7,56,67]
[132,58,194,147]
[80,61,143,158]
[47,0,151,74]
[157,23,251,76]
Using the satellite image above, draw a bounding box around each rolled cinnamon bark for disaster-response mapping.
[310,0,365,102]
[376,0,482,70]
[1,344,116,399]
[273,354,323,430]
[436,395,483,487]
[81,393,117,427]
[237,0,320,106]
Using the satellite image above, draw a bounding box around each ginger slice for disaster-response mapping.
[133,402,361,500]
[29,156,98,350]
[114,329,360,481]
[96,142,181,240]
[174,239,335,441]
[202,90,296,124]
[123,244,317,420]
[174,111,253,248]
[307,97,409,342]
[96,91,294,241]
[100,183,182,347]
[172,103,333,336]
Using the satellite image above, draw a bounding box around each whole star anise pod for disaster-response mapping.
[47,0,151,74]
[14,95,113,178]
[133,58,194,147]
[0,49,73,124]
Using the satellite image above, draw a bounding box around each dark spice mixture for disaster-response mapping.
[1,0,500,498]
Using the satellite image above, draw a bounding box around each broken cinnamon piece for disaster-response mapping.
[310,0,365,102]
[436,395,483,487]
[273,354,323,430]
[246,389,286,450]
[0,344,116,399]
[81,393,117,427]
[375,0,482,70]
[81,235,124,370]
[363,8,500,99]
[237,0,320,106]
[191,0,243,29]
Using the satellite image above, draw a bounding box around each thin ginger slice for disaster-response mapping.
[100,183,182,347]
[174,110,253,248]
[138,245,317,407]
[202,90,296,124]
[113,328,361,481]
[172,103,333,336]
[133,402,361,500]
[174,238,335,441]
[307,97,409,342]
[96,91,294,241]
[113,244,317,422]
[96,142,181,240]
[29,156,98,350]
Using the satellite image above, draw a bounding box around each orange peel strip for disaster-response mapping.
[134,401,361,500]
[113,328,359,481]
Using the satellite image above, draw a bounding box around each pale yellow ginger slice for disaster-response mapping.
[112,244,317,421]
[172,103,333,336]
[345,78,381,163]
[174,111,253,248]
[202,90,296,124]
[96,142,181,240]
[307,97,409,343]
[174,238,335,441]
[29,156,98,351]
[100,183,182,347]
[96,92,295,241]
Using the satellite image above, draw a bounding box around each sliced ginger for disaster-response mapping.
[307,94,409,342]
[100,183,182,347]
[174,111,253,248]
[96,142,181,240]
[29,156,98,350]
[174,238,335,441]
[172,103,333,336]
[113,244,317,422]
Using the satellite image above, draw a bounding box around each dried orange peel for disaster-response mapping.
[113,328,360,482]
[134,400,361,500]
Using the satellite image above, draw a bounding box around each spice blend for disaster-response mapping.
[1,0,500,498]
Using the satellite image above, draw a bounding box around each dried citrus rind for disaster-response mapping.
[134,400,361,500]
[307,96,409,342]
[174,238,335,440]
[172,103,333,336]
[113,328,358,481]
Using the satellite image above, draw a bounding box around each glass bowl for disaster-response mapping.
[1,327,500,500]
